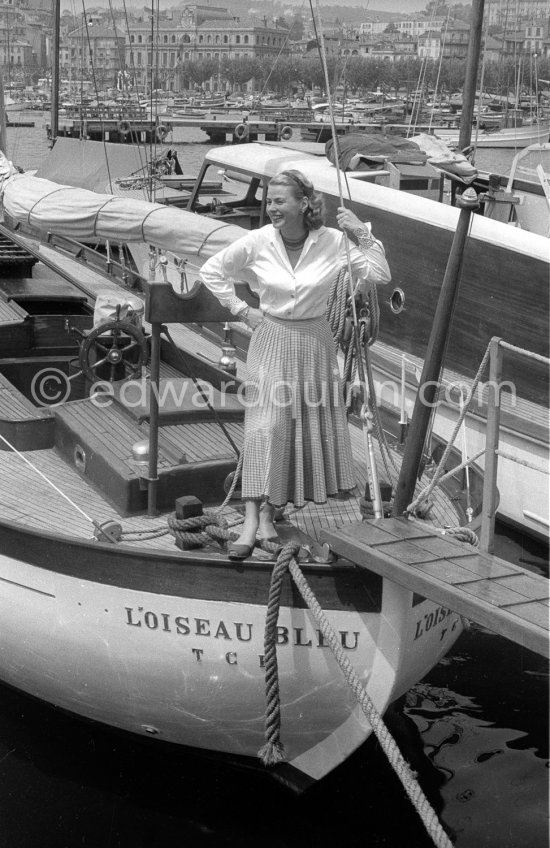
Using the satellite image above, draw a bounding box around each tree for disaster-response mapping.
[425,0,449,14]
[183,58,218,91]
[288,14,304,42]
[221,56,259,92]
[259,55,300,96]
[449,4,471,23]
[297,54,340,95]
[342,57,378,94]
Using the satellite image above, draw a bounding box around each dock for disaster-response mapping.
[50,116,173,145]
[167,114,385,144]
[48,113,378,145]
[322,518,549,658]
[6,119,35,128]
[47,108,429,146]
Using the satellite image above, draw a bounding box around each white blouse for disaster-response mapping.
[199,223,391,320]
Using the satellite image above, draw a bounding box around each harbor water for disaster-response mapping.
[1,115,548,848]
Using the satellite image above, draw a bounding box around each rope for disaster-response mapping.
[0,432,95,525]
[119,446,245,548]
[325,267,348,351]
[325,267,397,487]
[435,448,485,483]
[120,525,170,541]
[406,342,492,516]
[258,543,301,766]
[499,340,549,364]
[259,546,453,848]
[165,509,235,550]
[442,526,479,546]
[496,449,550,474]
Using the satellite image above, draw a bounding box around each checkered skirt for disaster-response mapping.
[241,315,356,507]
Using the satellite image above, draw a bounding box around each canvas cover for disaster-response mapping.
[0,168,245,262]
[34,138,152,194]
[325,132,476,183]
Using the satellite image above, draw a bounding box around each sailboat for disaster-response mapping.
[432,120,550,148]
[0,0,542,810]
[179,137,548,541]
[0,140,484,789]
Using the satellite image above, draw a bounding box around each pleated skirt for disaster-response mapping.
[241,314,356,507]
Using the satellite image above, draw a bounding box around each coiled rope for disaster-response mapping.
[325,266,398,487]
[259,544,453,848]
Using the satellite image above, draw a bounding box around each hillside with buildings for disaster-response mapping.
[1,0,549,99]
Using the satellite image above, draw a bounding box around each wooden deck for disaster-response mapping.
[0,231,485,557]
[322,518,549,658]
[0,298,26,326]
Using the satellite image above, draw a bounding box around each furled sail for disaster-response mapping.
[0,151,244,261]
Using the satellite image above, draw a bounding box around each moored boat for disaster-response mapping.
[181,140,549,540]
[0,151,488,791]
[433,119,550,149]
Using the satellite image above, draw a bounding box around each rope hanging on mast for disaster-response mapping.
[309,0,383,518]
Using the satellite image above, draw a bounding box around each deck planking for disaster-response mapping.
[0,299,26,325]
[322,517,549,658]
[0,234,475,559]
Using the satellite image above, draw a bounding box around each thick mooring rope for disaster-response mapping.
[258,542,300,766]
[260,546,453,848]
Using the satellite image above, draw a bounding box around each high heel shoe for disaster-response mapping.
[228,542,254,560]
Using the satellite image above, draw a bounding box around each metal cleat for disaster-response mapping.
[299,542,336,564]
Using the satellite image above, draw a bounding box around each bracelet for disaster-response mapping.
[356,229,377,249]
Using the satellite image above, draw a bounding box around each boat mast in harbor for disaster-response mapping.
[50,0,60,143]
[392,0,485,516]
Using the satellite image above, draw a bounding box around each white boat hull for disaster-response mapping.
[434,123,550,148]
[0,547,462,783]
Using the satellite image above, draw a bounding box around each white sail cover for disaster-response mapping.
[0,156,244,261]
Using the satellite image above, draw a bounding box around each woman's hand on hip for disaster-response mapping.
[244,307,263,330]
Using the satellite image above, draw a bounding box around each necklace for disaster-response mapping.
[281,232,307,250]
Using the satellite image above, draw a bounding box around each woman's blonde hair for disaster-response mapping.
[269,170,325,230]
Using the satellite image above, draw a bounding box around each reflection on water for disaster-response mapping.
[405,628,549,848]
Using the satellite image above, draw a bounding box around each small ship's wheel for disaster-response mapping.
[79,319,149,383]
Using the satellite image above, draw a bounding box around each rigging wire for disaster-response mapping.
[254,0,308,103]
[309,0,383,517]
[408,0,442,137]
[427,11,450,133]
[105,0,151,192]
[80,0,115,193]
[115,0,152,190]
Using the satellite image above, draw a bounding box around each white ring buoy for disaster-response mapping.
[117,120,131,137]
[156,124,168,142]
[280,125,293,141]
[234,122,249,141]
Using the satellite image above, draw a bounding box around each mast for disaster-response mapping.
[50,0,60,143]
[392,0,485,518]
[0,69,8,155]
[446,0,484,204]
[458,0,484,152]
[0,69,7,155]
[311,0,385,517]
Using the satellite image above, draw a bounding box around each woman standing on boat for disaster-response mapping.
[200,169,391,559]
